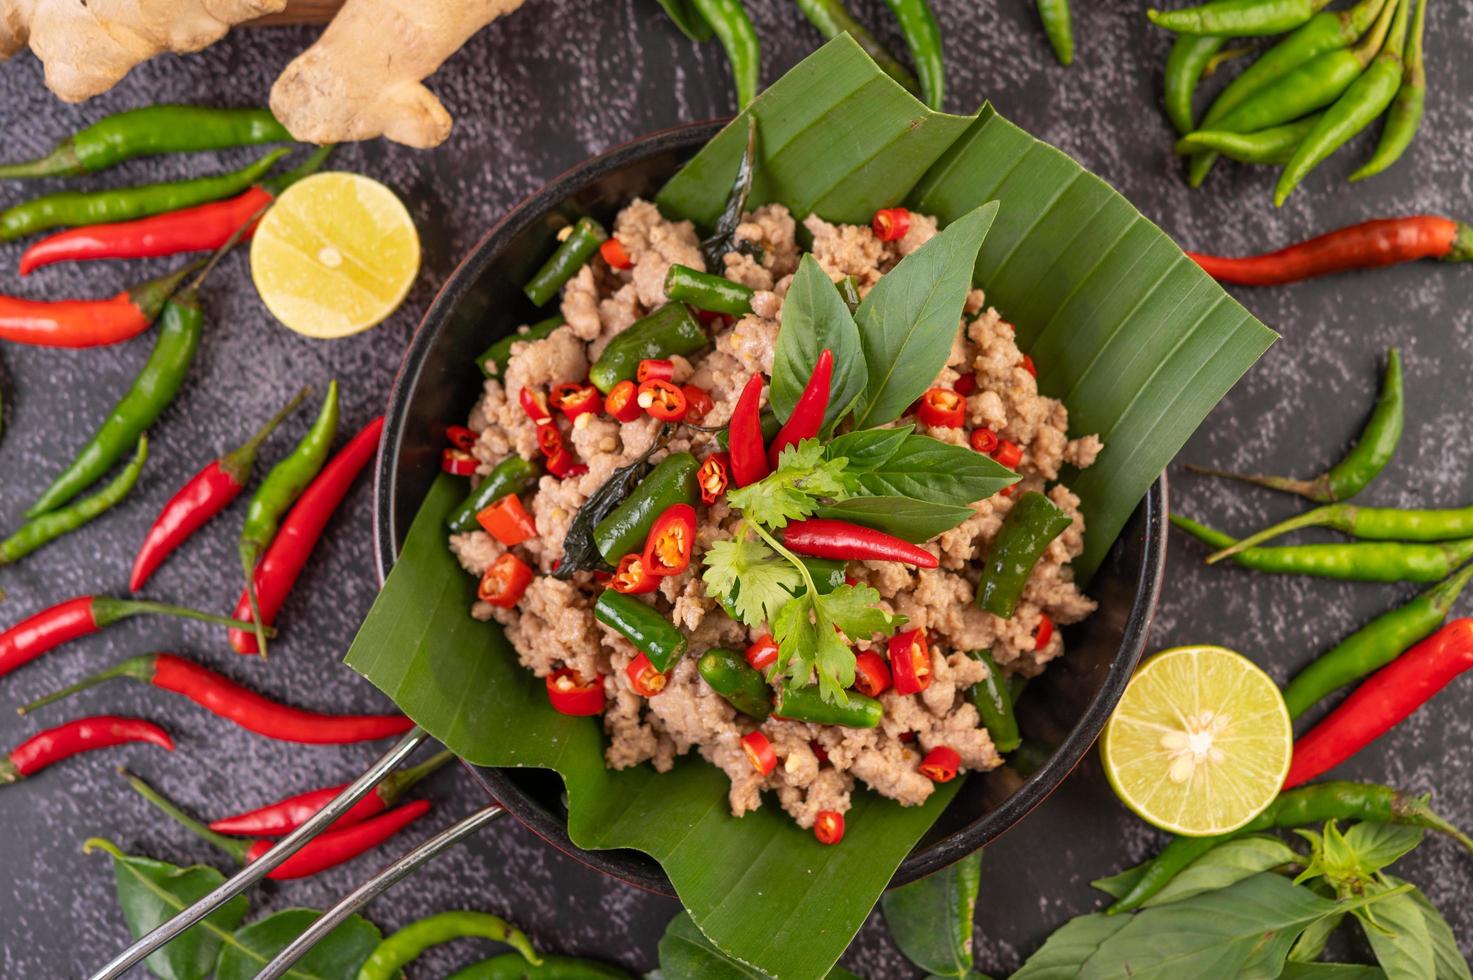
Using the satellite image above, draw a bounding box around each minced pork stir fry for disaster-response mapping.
[445,194,1101,845]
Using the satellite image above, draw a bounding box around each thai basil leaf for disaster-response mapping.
[770,255,867,432]
[1279,966,1388,980]
[880,851,982,978]
[816,496,973,543]
[850,202,998,428]
[554,425,671,578]
[656,0,714,41]
[825,425,912,471]
[1011,913,1131,979]
[1289,909,1343,964]
[85,838,249,980]
[855,434,1017,505]
[1391,879,1473,980]
[1354,882,1434,980]
[1143,836,1301,908]
[700,117,760,269]
[1342,823,1425,876]
[215,909,383,980]
[656,912,860,980]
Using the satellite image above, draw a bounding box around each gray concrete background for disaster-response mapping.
[0,1,1470,976]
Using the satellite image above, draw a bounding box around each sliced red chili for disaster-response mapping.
[637,358,675,383]
[519,386,552,425]
[600,237,632,269]
[1034,613,1054,651]
[814,809,845,845]
[626,651,667,697]
[476,495,537,546]
[872,207,910,242]
[547,668,605,716]
[998,485,1017,498]
[643,503,696,576]
[888,628,932,695]
[853,651,892,697]
[612,553,658,595]
[1021,354,1037,377]
[810,740,829,765]
[545,448,586,480]
[682,384,714,422]
[535,423,564,459]
[446,425,478,452]
[919,745,961,783]
[992,439,1023,470]
[637,379,688,421]
[970,427,1000,455]
[746,635,778,672]
[698,452,731,505]
[549,381,600,422]
[604,380,642,423]
[917,387,965,428]
[478,553,533,608]
[441,449,479,476]
[741,731,777,776]
[954,373,976,396]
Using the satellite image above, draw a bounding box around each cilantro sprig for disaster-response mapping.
[725,439,860,528]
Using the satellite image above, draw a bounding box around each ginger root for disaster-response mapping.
[269,0,525,148]
[0,0,285,103]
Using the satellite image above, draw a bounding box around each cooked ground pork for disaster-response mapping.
[453,200,1099,828]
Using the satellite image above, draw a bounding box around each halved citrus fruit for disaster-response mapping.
[250,172,420,339]
[1102,645,1291,837]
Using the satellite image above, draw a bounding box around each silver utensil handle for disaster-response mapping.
[87,727,431,980]
[256,804,505,980]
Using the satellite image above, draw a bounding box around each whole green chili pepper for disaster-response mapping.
[447,456,543,533]
[478,314,565,379]
[1036,0,1075,67]
[1165,34,1227,136]
[1,435,147,564]
[357,911,540,980]
[1211,501,1473,561]
[523,218,607,307]
[0,149,288,242]
[0,106,293,180]
[1177,115,1323,164]
[1275,0,1410,205]
[664,264,755,315]
[793,0,921,93]
[1107,781,1473,913]
[588,304,709,393]
[882,0,944,109]
[691,0,762,109]
[698,648,773,719]
[446,953,632,980]
[1171,514,1473,583]
[239,381,339,656]
[1148,0,1327,36]
[593,452,700,563]
[967,649,1020,752]
[974,492,1074,618]
[1350,0,1426,181]
[594,590,688,671]
[775,683,882,727]
[1281,560,1473,719]
[1188,348,1402,503]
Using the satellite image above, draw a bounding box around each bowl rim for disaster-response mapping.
[372,120,1168,897]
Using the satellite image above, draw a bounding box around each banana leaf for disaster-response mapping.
[347,34,1273,980]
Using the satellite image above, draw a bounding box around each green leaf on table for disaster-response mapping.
[880,850,981,978]
[771,255,867,432]
[1011,913,1132,979]
[1289,906,1343,964]
[657,911,861,980]
[1354,881,1434,980]
[702,536,803,628]
[825,426,913,471]
[214,909,383,980]
[850,204,998,429]
[85,838,248,980]
[1343,823,1425,875]
[852,434,1017,506]
[1142,835,1300,908]
[655,0,713,41]
[1391,879,1473,980]
[1279,966,1388,980]
[816,496,974,543]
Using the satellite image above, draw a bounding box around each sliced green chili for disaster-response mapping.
[664,264,755,316]
[588,304,709,393]
[793,0,920,92]
[1350,0,1426,181]
[698,648,773,719]
[447,456,543,533]
[1,436,147,564]
[524,217,607,307]
[968,649,1020,752]
[1148,0,1327,36]
[882,0,944,109]
[357,911,540,980]
[1177,115,1323,165]
[691,0,761,108]
[775,684,882,727]
[478,314,565,379]
[975,492,1074,618]
[593,452,700,563]
[1037,0,1075,66]
[595,590,688,671]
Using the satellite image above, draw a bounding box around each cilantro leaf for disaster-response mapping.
[702,536,803,629]
[771,584,907,703]
[821,583,906,640]
[725,438,860,529]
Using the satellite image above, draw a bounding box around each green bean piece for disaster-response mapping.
[594,590,688,671]
[1282,561,1473,719]
[1275,0,1411,205]
[1036,0,1075,67]
[447,456,543,533]
[1171,514,1473,583]
[588,303,709,393]
[478,314,565,379]
[663,264,755,316]
[691,0,761,108]
[975,492,1074,618]
[523,217,607,307]
[357,911,540,980]
[882,0,945,109]
[1176,115,1323,165]
[445,953,632,980]
[593,453,700,564]
[968,649,1020,752]
[0,149,288,242]
[698,648,773,719]
[793,0,921,93]
[1147,0,1326,36]
[1188,348,1402,503]
[1,436,147,564]
[1211,501,1473,562]
[775,684,883,727]
[1166,35,1227,135]
[1350,0,1427,181]
[0,106,292,180]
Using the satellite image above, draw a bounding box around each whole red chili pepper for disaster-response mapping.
[698,452,731,505]
[21,652,413,744]
[228,417,384,654]
[0,596,269,679]
[729,373,771,487]
[1188,216,1473,286]
[1,716,172,783]
[0,261,198,347]
[1284,618,1473,789]
[782,518,939,568]
[130,389,309,591]
[208,749,453,836]
[769,349,834,466]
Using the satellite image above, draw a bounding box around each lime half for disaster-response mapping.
[1102,645,1291,837]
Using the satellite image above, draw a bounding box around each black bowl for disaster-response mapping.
[373,121,1167,896]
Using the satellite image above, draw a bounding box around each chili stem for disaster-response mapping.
[121,768,252,864]
[747,519,820,597]
[17,656,151,715]
[92,598,276,636]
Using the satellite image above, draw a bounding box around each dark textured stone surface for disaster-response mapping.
[1,1,1470,976]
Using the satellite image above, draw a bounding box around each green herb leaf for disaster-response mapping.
[816,496,974,543]
[1142,836,1301,908]
[820,582,905,640]
[1354,882,1434,980]
[771,254,867,432]
[1289,910,1345,964]
[1010,913,1131,979]
[215,909,383,980]
[1390,878,1473,980]
[725,438,857,529]
[656,911,861,980]
[850,203,999,429]
[702,536,804,628]
[854,434,1017,505]
[880,850,981,978]
[773,583,907,701]
[1342,822,1425,876]
[1090,861,1148,901]
[825,425,913,471]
